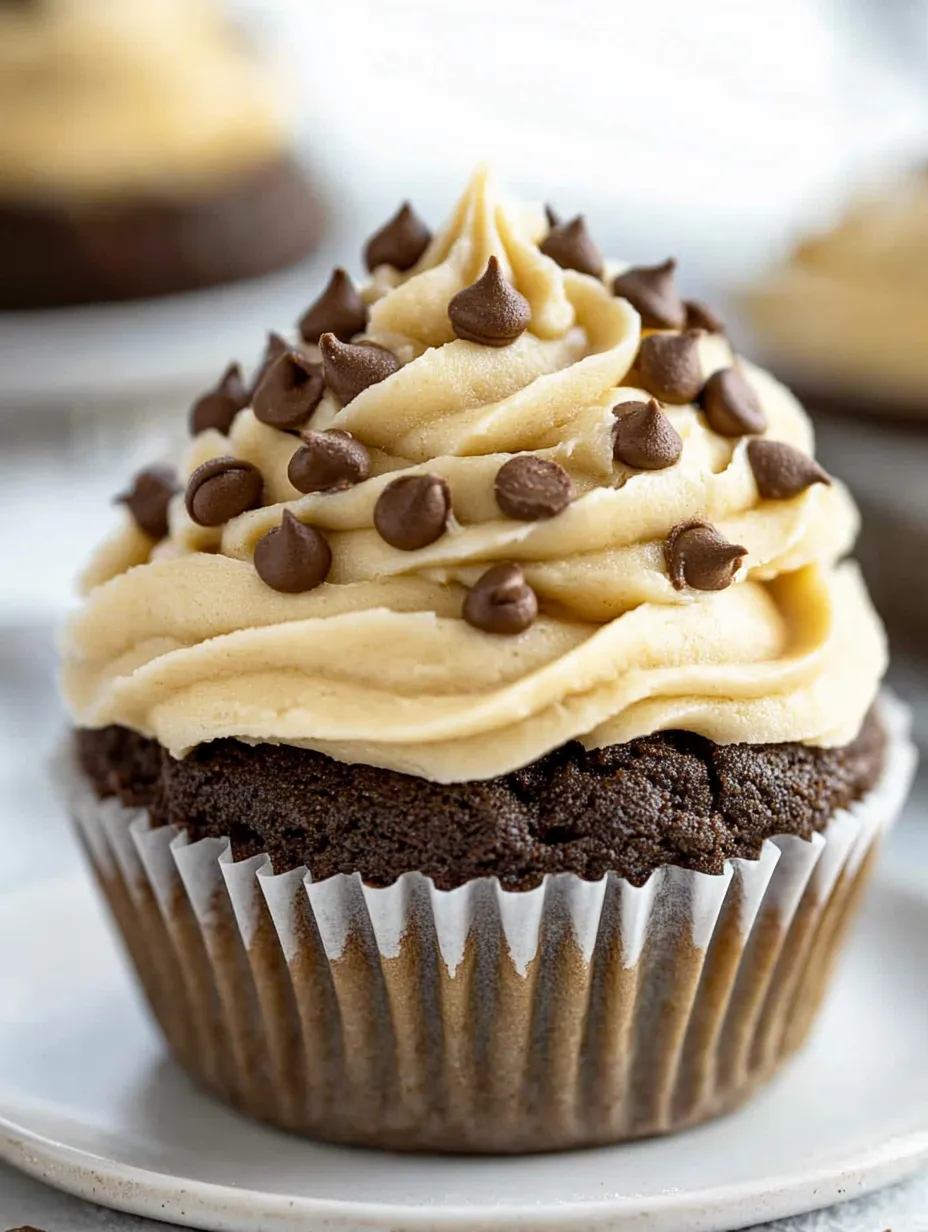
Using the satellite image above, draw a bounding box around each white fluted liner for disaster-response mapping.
[62,695,915,1153]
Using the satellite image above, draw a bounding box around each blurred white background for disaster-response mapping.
[276,0,928,280]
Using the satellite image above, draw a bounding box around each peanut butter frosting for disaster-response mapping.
[0,0,285,202]
[744,169,928,405]
[62,169,886,782]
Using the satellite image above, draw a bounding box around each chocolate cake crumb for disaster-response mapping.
[76,712,885,891]
[76,725,163,808]
[0,156,324,311]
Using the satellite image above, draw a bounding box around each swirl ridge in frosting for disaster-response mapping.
[63,169,886,782]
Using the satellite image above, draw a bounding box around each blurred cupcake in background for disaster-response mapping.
[743,165,928,663]
[743,166,928,417]
[0,0,324,310]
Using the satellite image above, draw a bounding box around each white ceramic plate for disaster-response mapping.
[0,869,927,1231]
[0,246,344,411]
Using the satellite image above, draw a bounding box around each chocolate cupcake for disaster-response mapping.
[0,0,323,310]
[61,168,914,1153]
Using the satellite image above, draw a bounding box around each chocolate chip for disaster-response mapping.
[251,331,290,395]
[685,299,725,333]
[545,203,561,228]
[701,368,767,436]
[189,363,249,436]
[374,474,451,550]
[115,465,178,540]
[288,429,370,493]
[539,215,604,278]
[185,456,263,527]
[298,267,368,344]
[747,439,831,501]
[463,563,538,635]
[320,334,400,405]
[448,256,531,347]
[494,455,573,520]
[635,330,703,404]
[364,201,431,272]
[612,259,686,329]
[252,351,324,430]
[664,521,746,591]
[254,510,332,593]
[612,399,682,470]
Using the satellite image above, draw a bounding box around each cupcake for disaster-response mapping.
[743,166,928,417]
[61,169,914,1153]
[743,168,928,656]
[0,0,323,310]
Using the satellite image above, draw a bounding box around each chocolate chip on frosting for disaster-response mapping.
[635,330,704,404]
[189,363,249,436]
[539,215,604,278]
[612,259,686,330]
[252,350,324,431]
[664,521,747,591]
[612,399,683,470]
[320,334,400,405]
[685,299,725,334]
[364,201,432,272]
[374,474,451,551]
[544,203,561,228]
[288,429,370,494]
[701,367,767,437]
[251,331,290,395]
[298,267,368,344]
[747,439,831,501]
[494,455,573,520]
[185,456,263,527]
[254,510,332,593]
[463,563,538,635]
[116,465,178,541]
[448,256,531,346]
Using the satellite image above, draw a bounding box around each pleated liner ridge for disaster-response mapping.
[65,695,915,1153]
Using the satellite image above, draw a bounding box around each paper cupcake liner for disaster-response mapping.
[62,694,916,1153]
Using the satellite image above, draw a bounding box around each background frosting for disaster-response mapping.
[744,170,928,404]
[62,170,885,782]
[0,0,285,201]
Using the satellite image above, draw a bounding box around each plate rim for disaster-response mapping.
[0,1106,926,1232]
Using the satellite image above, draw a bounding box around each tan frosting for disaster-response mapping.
[744,171,928,404]
[62,169,886,782]
[0,0,284,201]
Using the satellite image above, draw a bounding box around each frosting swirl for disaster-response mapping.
[62,169,885,782]
[0,0,285,201]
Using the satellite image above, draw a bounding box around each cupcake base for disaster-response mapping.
[0,156,324,311]
[75,710,888,891]
[63,697,915,1153]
